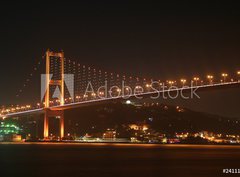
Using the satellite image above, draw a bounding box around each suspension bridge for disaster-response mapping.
[0,50,240,139]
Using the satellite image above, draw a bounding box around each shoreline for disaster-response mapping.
[1,141,240,148]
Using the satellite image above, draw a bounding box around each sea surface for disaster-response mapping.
[0,143,240,177]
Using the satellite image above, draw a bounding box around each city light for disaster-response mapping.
[126,100,131,104]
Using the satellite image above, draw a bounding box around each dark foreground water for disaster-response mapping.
[0,143,240,177]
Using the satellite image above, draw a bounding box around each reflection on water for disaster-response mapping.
[0,143,240,177]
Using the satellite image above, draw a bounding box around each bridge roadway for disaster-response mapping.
[2,81,240,118]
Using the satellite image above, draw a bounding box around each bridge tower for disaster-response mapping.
[43,50,65,139]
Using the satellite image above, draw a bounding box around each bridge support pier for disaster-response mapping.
[43,113,49,138]
[43,109,64,140]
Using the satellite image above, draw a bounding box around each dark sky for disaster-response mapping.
[0,1,240,117]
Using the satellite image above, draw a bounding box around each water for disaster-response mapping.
[0,143,240,177]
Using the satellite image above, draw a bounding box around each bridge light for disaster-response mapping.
[180,79,186,86]
[207,75,213,79]
[221,73,228,82]
[167,80,174,87]
[207,75,213,84]
[125,87,129,91]
[145,84,150,88]
[75,96,81,100]
[36,103,41,108]
[99,91,104,96]
[145,84,151,92]
[193,77,200,86]
[237,71,240,81]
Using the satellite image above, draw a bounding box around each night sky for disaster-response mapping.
[0,2,240,117]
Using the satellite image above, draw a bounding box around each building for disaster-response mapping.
[0,122,22,141]
[103,129,116,139]
[129,123,149,131]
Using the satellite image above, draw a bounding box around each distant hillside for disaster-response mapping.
[65,102,240,135]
